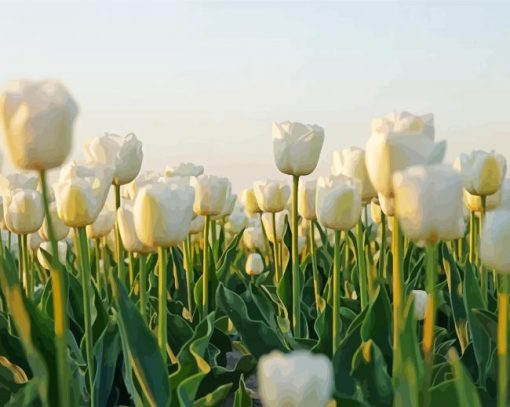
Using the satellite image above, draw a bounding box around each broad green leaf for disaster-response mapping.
[193,382,232,406]
[233,375,252,407]
[449,349,482,407]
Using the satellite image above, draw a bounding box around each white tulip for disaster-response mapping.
[298,179,317,221]
[272,121,325,176]
[378,193,395,217]
[412,290,429,321]
[258,350,333,407]
[225,208,248,234]
[253,180,290,213]
[371,200,382,224]
[393,165,465,243]
[464,189,501,213]
[243,226,265,251]
[124,170,159,200]
[86,209,115,239]
[332,147,376,203]
[28,232,43,251]
[4,189,44,234]
[316,175,362,231]
[480,209,510,273]
[165,162,204,177]
[366,111,445,197]
[245,253,264,276]
[261,211,288,243]
[189,216,205,235]
[0,79,78,170]
[38,241,67,270]
[0,173,38,195]
[39,201,70,241]
[84,132,143,186]
[134,182,195,248]
[217,190,236,218]
[454,150,507,196]
[117,202,152,253]
[192,175,229,217]
[242,188,261,216]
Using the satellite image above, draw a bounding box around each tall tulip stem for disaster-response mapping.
[157,246,168,365]
[271,212,280,283]
[469,210,476,265]
[183,235,194,317]
[114,185,126,286]
[76,227,95,406]
[309,221,320,313]
[423,242,438,407]
[202,215,210,315]
[497,273,510,407]
[39,170,70,407]
[291,175,301,337]
[333,229,342,354]
[20,234,31,298]
[139,253,148,322]
[356,222,368,308]
[379,212,387,280]
[392,216,404,366]
[480,195,488,304]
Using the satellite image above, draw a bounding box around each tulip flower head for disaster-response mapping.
[253,180,290,213]
[411,290,429,321]
[28,232,43,251]
[262,211,288,243]
[480,209,510,273]
[38,241,67,270]
[243,226,265,251]
[0,173,38,194]
[298,179,317,221]
[242,188,261,216]
[272,121,325,176]
[370,200,382,224]
[245,253,264,276]
[165,162,204,177]
[192,175,230,217]
[117,202,152,253]
[125,170,159,200]
[4,189,44,235]
[189,215,205,235]
[225,207,248,234]
[464,188,501,213]
[39,201,70,241]
[0,79,78,171]
[86,209,115,239]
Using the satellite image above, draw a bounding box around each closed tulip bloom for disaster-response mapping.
[332,147,376,203]
[0,79,78,171]
[189,215,205,235]
[117,202,152,253]
[298,179,317,220]
[225,208,248,234]
[218,190,236,218]
[366,111,446,197]
[242,188,261,216]
[262,211,288,243]
[464,189,501,213]
[480,209,510,273]
[411,290,429,321]
[86,209,115,239]
[393,165,465,243]
[0,173,38,195]
[454,150,507,196]
[39,201,69,241]
[370,201,382,224]
[245,253,264,276]
[253,180,290,213]
[243,226,265,251]
[258,350,333,407]
[125,170,159,200]
[54,162,114,227]
[134,182,195,248]
[84,132,143,185]
[378,193,395,217]
[38,241,67,270]
[4,189,44,234]
[165,162,204,177]
[272,121,325,176]
[28,232,43,251]
[316,175,362,231]
[192,175,229,217]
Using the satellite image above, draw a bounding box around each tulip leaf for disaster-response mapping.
[233,375,252,407]
[448,348,482,407]
[216,229,245,282]
[429,380,460,405]
[193,383,232,407]
[472,309,497,344]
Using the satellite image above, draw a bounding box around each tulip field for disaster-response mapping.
[0,81,510,407]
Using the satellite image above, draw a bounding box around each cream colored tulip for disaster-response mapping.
[411,290,429,321]
[332,147,376,203]
[84,132,143,186]
[366,111,445,197]
[242,188,261,216]
[225,208,248,234]
[28,232,43,251]
[124,170,159,200]
[454,150,507,196]
[370,200,382,224]
[39,201,70,241]
[86,209,115,239]
[316,175,362,231]
[217,190,236,218]
[393,165,465,243]
[53,162,114,227]
[378,193,395,217]
[258,350,333,407]
[298,179,317,221]
[192,175,229,217]
[38,241,67,270]
[480,209,510,273]
[189,216,205,235]
[464,189,501,213]
[0,79,78,171]
[0,173,38,195]
[165,162,203,177]
[4,189,44,234]
[261,211,288,243]
[253,180,290,213]
[245,253,264,276]
[117,202,152,253]
[134,182,195,247]
[272,121,325,176]
[243,226,265,251]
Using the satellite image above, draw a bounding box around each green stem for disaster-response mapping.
[139,253,148,322]
[210,219,217,263]
[183,236,194,317]
[271,212,280,283]
[7,231,11,251]
[392,216,404,376]
[480,195,488,305]
[157,246,168,366]
[498,274,510,407]
[356,222,368,308]
[128,252,135,288]
[39,170,70,407]
[76,227,95,406]
[469,210,476,265]
[101,237,110,302]
[309,221,320,313]
[202,215,210,315]
[114,185,126,286]
[259,213,271,266]
[291,175,301,337]
[379,212,387,280]
[333,230,342,354]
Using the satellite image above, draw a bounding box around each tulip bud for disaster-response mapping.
[480,209,510,273]
[4,189,44,234]
[316,175,362,231]
[28,232,43,251]
[332,147,376,203]
[298,179,317,221]
[393,165,465,243]
[253,180,290,213]
[165,162,204,177]
[39,201,70,241]
[134,182,195,248]
[84,132,143,186]
[38,241,67,270]
[258,350,333,407]
[272,121,325,176]
[378,193,395,217]
[242,188,261,216]
[0,80,78,171]
[117,202,152,253]
[225,208,248,234]
[411,290,429,321]
[245,253,264,276]
[243,226,265,251]
[86,210,115,240]
[262,211,288,243]
[366,111,445,197]
[192,175,229,217]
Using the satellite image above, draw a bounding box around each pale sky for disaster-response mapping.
[1,1,510,191]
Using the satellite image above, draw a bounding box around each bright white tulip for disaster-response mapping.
[258,350,333,407]
[117,202,152,253]
[134,182,195,247]
[4,189,44,234]
[480,209,510,273]
[165,162,204,177]
[192,175,229,217]
[242,188,261,216]
[0,80,78,170]
[332,147,376,203]
[245,253,264,276]
[411,290,429,321]
[393,165,465,243]
[316,175,362,231]
[272,121,325,176]
[39,201,69,241]
[243,226,265,251]
[253,180,290,213]
[84,132,143,186]
[189,216,205,235]
[86,209,115,240]
[38,241,67,270]
[262,211,288,243]
[366,111,445,197]
[454,150,507,196]
[298,179,317,221]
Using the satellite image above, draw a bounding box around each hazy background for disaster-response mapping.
[1,1,509,191]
